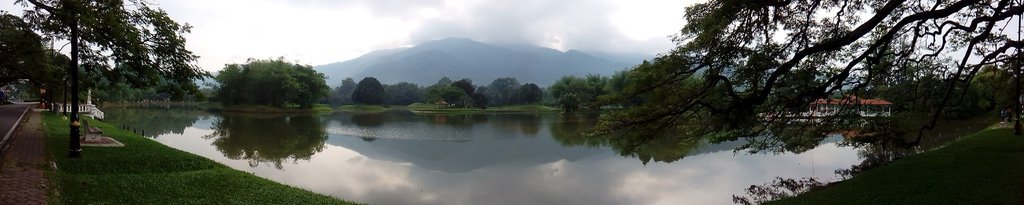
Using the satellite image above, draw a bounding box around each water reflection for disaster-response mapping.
[104,108,866,205]
[550,113,704,164]
[321,112,601,173]
[102,107,208,137]
[203,114,328,169]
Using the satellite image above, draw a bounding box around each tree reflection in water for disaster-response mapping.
[550,113,701,164]
[204,114,328,169]
[102,107,207,138]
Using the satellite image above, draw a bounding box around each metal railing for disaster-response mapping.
[52,103,104,120]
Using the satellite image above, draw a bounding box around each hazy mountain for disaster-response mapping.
[314,38,637,86]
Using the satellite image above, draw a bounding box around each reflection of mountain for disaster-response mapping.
[102,108,207,138]
[322,113,606,173]
[204,114,328,169]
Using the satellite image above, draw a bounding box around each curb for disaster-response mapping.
[0,105,32,155]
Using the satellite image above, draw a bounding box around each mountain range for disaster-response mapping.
[313,38,645,86]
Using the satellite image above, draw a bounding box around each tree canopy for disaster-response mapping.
[15,0,208,97]
[0,13,53,85]
[426,84,468,106]
[597,0,1024,153]
[516,83,543,105]
[326,78,357,106]
[214,58,328,108]
[384,82,424,106]
[550,75,607,112]
[451,78,488,108]
[484,77,520,106]
[352,77,385,105]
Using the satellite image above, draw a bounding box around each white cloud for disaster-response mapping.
[3,0,701,72]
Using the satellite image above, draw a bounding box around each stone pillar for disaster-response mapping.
[86,89,92,105]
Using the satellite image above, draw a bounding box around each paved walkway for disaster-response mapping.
[0,103,32,149]
[0,110,48,204]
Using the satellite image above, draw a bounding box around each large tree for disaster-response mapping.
[328,77,357,105]
[0,13,50,85]
[597,0,1024,153]
[16,0,208,157]
[352,77,385,105]
[485,77,520,106]
[17,0,206,94]
[214,58,328,108]
[516,83,543,105]
[451,78,487,108]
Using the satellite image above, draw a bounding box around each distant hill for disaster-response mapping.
[314,38,642,86]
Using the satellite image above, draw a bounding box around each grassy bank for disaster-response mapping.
[405,103,558,113]
[771,127,1024,204]
[42,113,357,204]
[337,105,389,113]
[217,104,322,114]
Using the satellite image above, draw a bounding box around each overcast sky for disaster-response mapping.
[3,0,700,72]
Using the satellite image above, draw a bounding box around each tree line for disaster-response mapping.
[322,72,636,111]
[325,76,546,108]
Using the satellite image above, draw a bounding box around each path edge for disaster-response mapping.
[0,105,32,155]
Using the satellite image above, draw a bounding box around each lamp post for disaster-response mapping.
[67,7,81,158]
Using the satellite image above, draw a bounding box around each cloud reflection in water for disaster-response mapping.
[133,111,860,205]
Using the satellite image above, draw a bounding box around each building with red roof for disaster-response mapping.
[808,95,893,117]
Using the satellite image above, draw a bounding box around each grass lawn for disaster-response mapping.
[42,113,358,204]
[771,127,1024,204]
[313,104,335,114]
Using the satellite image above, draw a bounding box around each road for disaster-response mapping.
[0,103,32,149]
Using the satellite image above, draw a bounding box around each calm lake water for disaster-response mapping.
[101,107,990,205]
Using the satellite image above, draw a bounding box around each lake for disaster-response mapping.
[101,107,989,205]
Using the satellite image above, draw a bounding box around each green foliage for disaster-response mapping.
[451,79,487,108]
[352,77,385,105]
[0,13,52,85]
[214,58,329,109]
[94,78,204,103]
[425,84,468,106]
[472,88,488,109]
[516,83,543,104]
[384,82,424,106]
[592,0,1024,153]
[549,75,607,112]
[484,77,520,106]
[451,79,476,96]
[17,0,209,97]
[0,12,72,105]
[600,70,640,107]
[40,113,356,204]
[969,66,1015,112]
[327,78,357,106]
